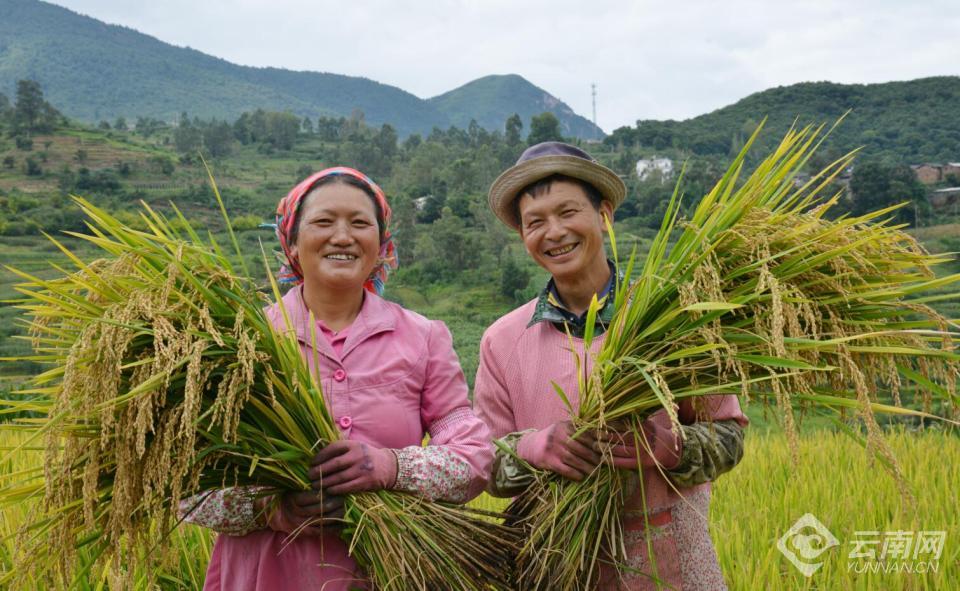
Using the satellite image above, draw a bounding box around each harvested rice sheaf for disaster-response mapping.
[507,121,960,590]
[2,195,519,590]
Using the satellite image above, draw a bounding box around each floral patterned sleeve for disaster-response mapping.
[392,407,489,503]
[178,486,268,536]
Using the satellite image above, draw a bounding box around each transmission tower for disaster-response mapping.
[591,83,597,129]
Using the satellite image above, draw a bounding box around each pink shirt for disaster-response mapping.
[200,287,492,591]
[316,321,349,357]
[475,298,748,590]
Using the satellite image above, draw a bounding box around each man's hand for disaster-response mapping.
[307,440,398,495]
[595,409,682,470]
[262,490,345,536]
[516,420,602,481]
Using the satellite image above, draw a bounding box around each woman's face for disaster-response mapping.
[290,182,381,292]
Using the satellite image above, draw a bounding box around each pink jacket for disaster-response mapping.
[475,298,748,590]
[194,286,493,591]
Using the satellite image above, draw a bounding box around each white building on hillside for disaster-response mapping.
[636,157,674,182]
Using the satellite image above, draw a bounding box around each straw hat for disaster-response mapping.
[488,141,626,230]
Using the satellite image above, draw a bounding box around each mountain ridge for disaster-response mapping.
[0,0,602,137]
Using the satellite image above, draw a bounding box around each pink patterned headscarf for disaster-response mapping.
[274,167,398,294]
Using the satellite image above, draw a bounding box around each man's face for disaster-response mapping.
[516,180,612,282]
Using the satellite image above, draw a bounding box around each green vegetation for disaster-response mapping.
[607,77,960,164]
[2,81,959,389]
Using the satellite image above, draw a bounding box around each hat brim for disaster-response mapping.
[488,155,626,231]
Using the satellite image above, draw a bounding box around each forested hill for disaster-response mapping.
[606,77,960,163]
[0,0,601,137]
[429,75,603,140]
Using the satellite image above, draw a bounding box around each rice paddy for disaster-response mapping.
[2,427,956,589]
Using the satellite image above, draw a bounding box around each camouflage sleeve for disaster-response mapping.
[665,419,745,488]
[487,430,537,498]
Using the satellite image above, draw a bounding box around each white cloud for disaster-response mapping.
[47,0,960,132]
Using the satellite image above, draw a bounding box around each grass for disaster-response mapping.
[2,428,955,589]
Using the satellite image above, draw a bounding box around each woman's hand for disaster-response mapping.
[308,440,398,495]
[262,490,344,536]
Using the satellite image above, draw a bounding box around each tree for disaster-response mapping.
[849,161,928,225]
[316,116,342,142]
[0,93,11,129]
[390,196,419,262]
[375,124,398,160]
[416,206,482,280]
[14,80,44,132]
[24,157,43,177]
[266,112,301,150]
[417,194,446,224]
[233,112,254,144]
[403,133,422,152]
[470,200,513,265]
[150,155,175,176]
[13,80,60,134]
[528,112,563,145]
[114,117,128,131]
[203,120,235,157]
[468,119,482,146]
[302,117,314,134]
[135,117,164,137]
[505,113,523,145]
[500,257,531,300]
[174,112,202,153]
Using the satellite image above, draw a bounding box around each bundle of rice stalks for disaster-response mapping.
[507,121,960,589]
[0,192,518,589]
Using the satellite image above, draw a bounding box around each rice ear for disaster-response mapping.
[4,185,521,589]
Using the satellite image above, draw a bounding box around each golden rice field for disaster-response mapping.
[1,428,957,590]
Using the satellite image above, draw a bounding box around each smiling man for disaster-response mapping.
[474,142,750,590]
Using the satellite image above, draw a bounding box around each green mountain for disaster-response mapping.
[607,77,960,163]
[0,0,600,138]
[429,74,602,139]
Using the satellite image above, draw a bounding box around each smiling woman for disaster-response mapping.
[179,167,496,590]
[289,179,384,329]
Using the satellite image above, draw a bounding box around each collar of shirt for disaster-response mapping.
[527,260,620,338]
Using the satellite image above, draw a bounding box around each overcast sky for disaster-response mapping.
[48,0,960,133]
